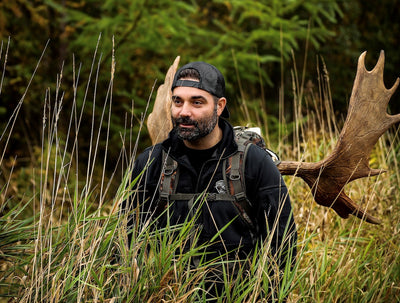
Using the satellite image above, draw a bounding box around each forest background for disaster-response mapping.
[1,1,400,301]
[1,0,400,191]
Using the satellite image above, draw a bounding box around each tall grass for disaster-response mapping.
[1,39,400,302]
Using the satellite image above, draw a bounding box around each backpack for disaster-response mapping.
[156,126,280,231]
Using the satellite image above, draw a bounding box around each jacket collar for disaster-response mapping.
[161,118,238,160]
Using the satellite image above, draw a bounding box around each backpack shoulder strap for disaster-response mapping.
[155,150,179,216]
[225,140,256,230]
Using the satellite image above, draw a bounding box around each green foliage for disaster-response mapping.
[45,0,339,105]
[207,0,341,85]
[0,0,344,168]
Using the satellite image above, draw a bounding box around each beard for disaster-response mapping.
[172,106,218,142]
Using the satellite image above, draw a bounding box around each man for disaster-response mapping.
[124,61,297,300]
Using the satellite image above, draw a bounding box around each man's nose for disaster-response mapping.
[179,102,192,117]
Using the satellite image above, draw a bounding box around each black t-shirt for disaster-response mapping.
[183,140,222,175]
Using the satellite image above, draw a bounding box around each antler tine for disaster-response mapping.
[359,51,400,110]
[357,51,368,72]
[359,50,387,81]
[389,78,400,97]
[369,50,385,74]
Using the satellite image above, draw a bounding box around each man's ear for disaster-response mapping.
[217,97,227,116]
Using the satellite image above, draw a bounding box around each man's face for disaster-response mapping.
[171,86,219,142]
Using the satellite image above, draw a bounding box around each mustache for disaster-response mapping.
[174,116,198,127]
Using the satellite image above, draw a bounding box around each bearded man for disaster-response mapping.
[122,61,297,301]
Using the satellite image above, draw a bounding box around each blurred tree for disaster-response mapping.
[43,0,342,137]
[308,0,400,115]
[0,0,54,159]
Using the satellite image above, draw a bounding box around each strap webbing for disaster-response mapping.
[226,143,256,230]
[155,150,178,216]
[168,193,236,201]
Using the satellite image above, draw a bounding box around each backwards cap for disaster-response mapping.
[171,61,229,118]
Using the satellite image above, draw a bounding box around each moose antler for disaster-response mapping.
[147,52,400,224]
[279,51,400,224]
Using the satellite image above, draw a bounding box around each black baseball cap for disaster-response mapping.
[171,61,230,118]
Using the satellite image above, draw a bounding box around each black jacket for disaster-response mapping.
[126,119,297,266]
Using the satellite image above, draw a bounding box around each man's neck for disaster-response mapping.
[183,124,223,150]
